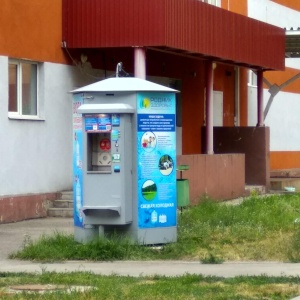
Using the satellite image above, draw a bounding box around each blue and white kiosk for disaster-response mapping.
[71,77,178,245]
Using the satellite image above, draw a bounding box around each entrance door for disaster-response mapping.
[213,91,223,126]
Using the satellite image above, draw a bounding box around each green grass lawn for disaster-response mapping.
[1,272,300,299]
[4,193,300,299]
[10,193,300,262]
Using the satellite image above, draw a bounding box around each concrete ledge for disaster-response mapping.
[60,191,73,200]
[0,193,59,224]
[270,168,300,178]
[52,200,74,208]
[48,208,73,218]
[177,154,246,204]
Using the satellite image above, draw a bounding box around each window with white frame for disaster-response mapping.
[248,70,257,87]
[8,60,38,117]
[201,0,221,7]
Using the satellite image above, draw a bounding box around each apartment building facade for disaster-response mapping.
[0,0,96,222]
[0,0,285,223]
[223,0,300,170]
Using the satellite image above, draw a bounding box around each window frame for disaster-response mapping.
[248,70,258,87]
[8,59,42,120]
[201,0,221,7]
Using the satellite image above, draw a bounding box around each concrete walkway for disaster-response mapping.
[1,217,300,278]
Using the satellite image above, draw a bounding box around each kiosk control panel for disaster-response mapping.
[78,107,134,226]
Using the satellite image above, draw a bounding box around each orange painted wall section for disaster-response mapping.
[213,64,235,127]
[0,0,68,64]
[270,152,300,170]
[180,61,206,155]
[271,0,300,11]
[180,63,237,154]
[181,80,204,154]
[264,68,300,94]
[221,0,247,16]
[146,50,209,155]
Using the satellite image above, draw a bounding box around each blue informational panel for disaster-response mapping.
[73,94,84,227]
[137,92,176,229]
[85,114,112,132]
[84,114,120,132]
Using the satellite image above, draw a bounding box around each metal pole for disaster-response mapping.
[134,47,146,79]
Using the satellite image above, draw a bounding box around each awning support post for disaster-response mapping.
[134,47,146,79]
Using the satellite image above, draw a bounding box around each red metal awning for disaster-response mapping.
[62,0,285,71]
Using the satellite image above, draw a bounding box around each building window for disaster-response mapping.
[248,70,257,87]
[9,60,38,117]
[201,0,221,7]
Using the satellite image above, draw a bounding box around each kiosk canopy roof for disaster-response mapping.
[70,78,178,93]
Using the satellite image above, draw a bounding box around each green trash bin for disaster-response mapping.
[177,165,190,208]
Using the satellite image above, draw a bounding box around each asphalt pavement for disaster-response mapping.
[0,217,300,278]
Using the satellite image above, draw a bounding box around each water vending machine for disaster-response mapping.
[71,77,178,245]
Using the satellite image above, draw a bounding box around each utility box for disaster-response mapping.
[71,77,178,245]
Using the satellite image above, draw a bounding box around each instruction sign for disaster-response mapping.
[137,92,176,229]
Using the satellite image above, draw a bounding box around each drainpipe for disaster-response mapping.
[257,70,264,127]
[206,61,214,154]
[134,47,146,79]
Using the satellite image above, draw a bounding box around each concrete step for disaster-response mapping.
[53,200,73,209]
[270,178,300,192]
[60,191,73,201]
[47,207,73,218]
[47,191,74,218]
[245,185,266,196]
